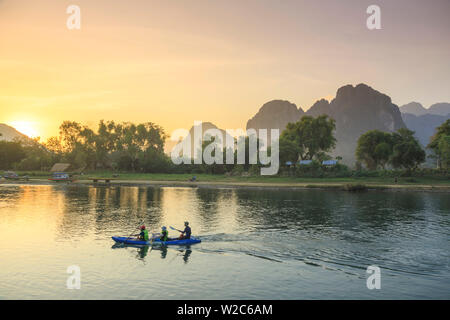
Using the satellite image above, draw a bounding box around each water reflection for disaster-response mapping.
[1,184,449,299]
[11,184,449,254]
[111,243,191,263]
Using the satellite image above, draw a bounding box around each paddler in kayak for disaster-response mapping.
[178,221,191,240]
[138,225,149,241]
[160,226,169,241]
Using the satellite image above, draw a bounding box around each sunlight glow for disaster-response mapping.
[8,121,39,138]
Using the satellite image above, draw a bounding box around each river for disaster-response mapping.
[0,184,448,299]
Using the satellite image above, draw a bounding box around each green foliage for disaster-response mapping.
[47,120,168,172]
[236,135,264,171]
[249,164,261,176]
[114,122,166,171]
[199,134,227,174]
[437,135,450,168]
[280,115,336,162]
[356,128,425,170]
[16,137,53,171]
[428,119,450,150]
[428,120,450,168]
[0,141,26,169]
[139,148,172,173]
[230,165,245,176]
[1,117,445,176]
[293,161,350,178]
[390,128,426,170]
[356,130,393,170]
[279,137,300,165]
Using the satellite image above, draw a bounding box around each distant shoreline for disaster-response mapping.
[1,178,450,192]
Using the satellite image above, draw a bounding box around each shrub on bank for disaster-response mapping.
[292,161,351,178]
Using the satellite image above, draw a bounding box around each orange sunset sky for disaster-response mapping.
[1,0,449,140]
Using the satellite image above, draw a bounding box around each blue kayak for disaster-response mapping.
[112,236,201,246]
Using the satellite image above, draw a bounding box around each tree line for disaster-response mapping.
[0,120,169,172]
[0,118,449,173]
[278,116,450,171]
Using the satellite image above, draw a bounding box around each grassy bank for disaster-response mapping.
[87,172,450,186]
[4,170,449,190]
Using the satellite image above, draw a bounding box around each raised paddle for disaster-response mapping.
[170,226,183,233]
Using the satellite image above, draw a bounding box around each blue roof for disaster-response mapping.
[285,161,293,165]
[299,160,312,165]
[322,160,337,165]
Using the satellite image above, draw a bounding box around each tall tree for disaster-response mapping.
[390,128,425,170]
[356,130,393,170]
[427,119,450,168]
[437,135,450,169]
[116,122,166,171]
[280,115,336,161]
[59,121,83,152]
[279,137,300,165]
[0,141,26,169]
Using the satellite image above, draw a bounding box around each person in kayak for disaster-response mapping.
[138,225,149,241]
[179,221,191,240]
[160,226,169,241]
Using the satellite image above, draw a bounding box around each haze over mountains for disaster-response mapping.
[2,83,449,167]
[246,100,304,144]
[400,102,450,117]
[399,102,450,147]
[172,83,447,165]
[246,83,407,164]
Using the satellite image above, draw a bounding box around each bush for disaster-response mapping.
[293,161,351,178]
[231,165,245,176]
[249,164,261,176]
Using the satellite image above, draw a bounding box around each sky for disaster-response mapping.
[1,0,449,140]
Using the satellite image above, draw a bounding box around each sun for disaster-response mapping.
[9,121,39,138]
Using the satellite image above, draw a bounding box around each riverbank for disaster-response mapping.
[1,173,450,191]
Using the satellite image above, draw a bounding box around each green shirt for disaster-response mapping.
[161,230,168,241]
[140,229,149,241]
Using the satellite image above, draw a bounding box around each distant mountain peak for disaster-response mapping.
[400,102,428,116]
[400,101,450,117]
[402,113,450,146]
[334,83,393,110]
[245,83,406,165]
[256,99,303,114]
[306,99,331,117]
[428,102,450,116]
[0,123,29,141]
[246,99,304,130]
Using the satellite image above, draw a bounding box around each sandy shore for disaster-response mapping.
[1,178,450,192]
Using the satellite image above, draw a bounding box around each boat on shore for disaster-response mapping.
[48,172,76,182]
[1,171,29,181]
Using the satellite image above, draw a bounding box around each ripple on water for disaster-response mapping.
[0,185,449,299]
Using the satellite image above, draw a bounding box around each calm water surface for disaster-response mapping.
[0,184,449,299]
